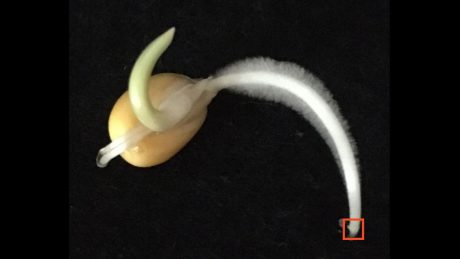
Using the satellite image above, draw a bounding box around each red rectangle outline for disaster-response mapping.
[342,218,365,240]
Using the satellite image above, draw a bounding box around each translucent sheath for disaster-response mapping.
[96,125,152,168]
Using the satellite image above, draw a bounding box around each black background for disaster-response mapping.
[70,0,389,258]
